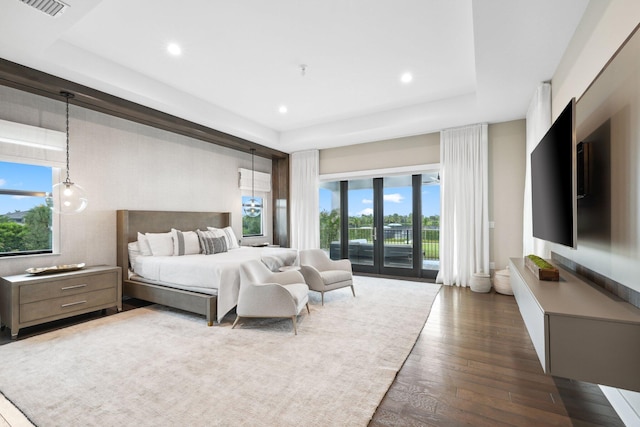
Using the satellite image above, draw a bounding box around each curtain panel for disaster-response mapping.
[290,150,319,250]
[523,82,552,258]
[437,123,489,287]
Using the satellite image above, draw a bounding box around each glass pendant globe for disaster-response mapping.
[51,181,88,215]
[243,198,262,218]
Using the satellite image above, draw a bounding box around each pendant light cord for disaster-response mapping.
[61,91,75,184]
[251,148,255,199]
[65,94,70,183]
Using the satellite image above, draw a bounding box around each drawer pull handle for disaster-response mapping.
[61,300,87,308]
[61,284,88,291]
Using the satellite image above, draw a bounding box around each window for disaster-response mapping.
[319,181,341,257]
[242,195,263,237]
[0,161,54,256]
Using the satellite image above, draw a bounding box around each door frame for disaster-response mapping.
[343,175,426,278]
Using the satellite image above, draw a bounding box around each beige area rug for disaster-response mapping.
[0,276,440,427]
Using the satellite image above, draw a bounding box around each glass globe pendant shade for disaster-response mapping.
[242,148,262,217]
[50,90,88,215]
[243,198,262,217]
[51,179,88,215]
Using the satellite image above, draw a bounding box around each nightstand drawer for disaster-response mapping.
[19,271,117,304]
[20,288,117,323]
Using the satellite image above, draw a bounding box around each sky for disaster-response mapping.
[0,161,52,215]
[319,184,440,218]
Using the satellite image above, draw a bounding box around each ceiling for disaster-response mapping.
[0,0,589,153]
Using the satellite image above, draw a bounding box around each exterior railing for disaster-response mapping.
[320,227,440,260]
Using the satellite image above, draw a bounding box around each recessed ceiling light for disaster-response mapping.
[279,105,288,114]
[167,43,182,56]
[400,72,413,84]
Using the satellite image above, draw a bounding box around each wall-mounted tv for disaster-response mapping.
[531,98,576,249]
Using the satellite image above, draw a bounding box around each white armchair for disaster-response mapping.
[233,259,310,335]
[299,249,355,305]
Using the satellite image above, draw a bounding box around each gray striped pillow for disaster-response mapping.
[196,230,228,255]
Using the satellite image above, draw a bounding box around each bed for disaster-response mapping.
[116,210,297,325]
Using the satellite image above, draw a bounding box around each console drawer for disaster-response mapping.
[19,271,117,304]
[20,287,117,323]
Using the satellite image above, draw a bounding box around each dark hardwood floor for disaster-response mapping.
[0,285,625,426]
[369,285,625,427]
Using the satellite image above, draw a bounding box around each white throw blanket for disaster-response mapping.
[133,247,298,321]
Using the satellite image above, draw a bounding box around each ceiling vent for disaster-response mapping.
[19,0,68,17]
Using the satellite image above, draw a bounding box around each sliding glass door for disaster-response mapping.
[320,173,439,279]
[421,172,440,278]
[347,178,375,268]
[381,176,416,273]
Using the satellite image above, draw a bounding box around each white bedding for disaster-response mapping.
[132,247,298,322]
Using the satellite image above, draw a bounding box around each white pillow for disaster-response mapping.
[223,226,240,249]
[171,229,201,255]
[206,227,225,237]
[127,241,142,267]
[137,232,152,256]
[208,226,240,249]
[145,232,174,256]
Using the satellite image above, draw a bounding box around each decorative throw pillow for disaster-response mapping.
[171,229,201,256]
[137,232,152,256]
[197,229,228,255]
[145,232,174,256]
[207,226,240,249]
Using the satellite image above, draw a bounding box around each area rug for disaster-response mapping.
[0,276,440,427]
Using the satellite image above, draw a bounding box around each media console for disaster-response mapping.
[509,257,640,392]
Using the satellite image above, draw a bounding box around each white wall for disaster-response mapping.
[488,120,526,270]
[552,0,640,118]
[0,85,272,278]
[319,133,440,175]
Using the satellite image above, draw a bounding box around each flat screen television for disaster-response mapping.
[531,98,576,248]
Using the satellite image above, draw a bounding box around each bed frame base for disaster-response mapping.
[123,280,216,326]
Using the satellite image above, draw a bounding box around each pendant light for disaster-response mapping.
[242,148,262,217]
[50,91,88,214]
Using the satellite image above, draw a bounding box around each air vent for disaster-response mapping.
[19,0,68,17]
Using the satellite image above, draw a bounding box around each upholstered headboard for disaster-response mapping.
[116,210,231,284]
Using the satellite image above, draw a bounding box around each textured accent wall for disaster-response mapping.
[0,85,272,277]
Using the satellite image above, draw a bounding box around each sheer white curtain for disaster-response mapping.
[290,150,319,250]
[523,82,552,257]
[436,123,489,287]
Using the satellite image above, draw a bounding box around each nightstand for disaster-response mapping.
[0,265,122,339]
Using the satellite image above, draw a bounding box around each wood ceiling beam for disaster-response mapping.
[0,57,287,160]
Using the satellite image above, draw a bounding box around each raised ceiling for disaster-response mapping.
[0,0,589,153]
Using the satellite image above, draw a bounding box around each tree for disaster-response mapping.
[320,209,340,250]
[22,205,52,250]
[242,214,262,237]
[423,215,440,227]
[0,221,26,252]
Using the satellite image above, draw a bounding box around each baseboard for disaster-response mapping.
[600,385,640,426]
